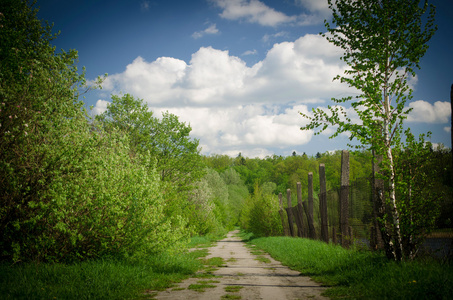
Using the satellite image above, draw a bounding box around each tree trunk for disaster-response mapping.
[384,89,403,261]
[372,152,395,259]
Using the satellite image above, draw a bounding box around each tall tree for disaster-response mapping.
[96,94,205,191]
[301,0,436,260]
[0,0,175,262]
[0,0,87,261]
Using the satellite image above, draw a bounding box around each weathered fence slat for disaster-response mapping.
[285,189,296,237]
[306,172,316,239]
[278,192,289,236]
[294,182,305,237]
[319,164,329,243]
[340,150,350,247]
[293,205,304,237]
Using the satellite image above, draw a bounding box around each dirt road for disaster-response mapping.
[153,230,328,300]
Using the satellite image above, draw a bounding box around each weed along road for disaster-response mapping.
[153,230,328,300]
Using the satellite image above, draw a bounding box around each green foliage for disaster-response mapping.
[0,0,88,261]
[240,183,283,237]
[0,0,185,262]
[95,93,208,238]
[187,171,224,236]
[203,154,233,172]
[394,131,445,257]
[96,94,205,191]
[301,0,437,261]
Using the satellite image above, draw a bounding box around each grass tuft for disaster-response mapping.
[225,285,243,292]
[188,283,217,292]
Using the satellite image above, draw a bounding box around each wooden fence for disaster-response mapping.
[278,150,373,248]
[278,149,453,257]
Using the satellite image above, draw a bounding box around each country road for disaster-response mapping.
[153,230,328,300]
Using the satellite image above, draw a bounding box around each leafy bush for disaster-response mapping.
[241,183,283,237]
[0,0,184,262]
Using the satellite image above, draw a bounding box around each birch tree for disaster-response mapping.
[301,0,436,260]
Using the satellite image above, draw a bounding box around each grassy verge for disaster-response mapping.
[247,234,452,300]
[0,235,221,300]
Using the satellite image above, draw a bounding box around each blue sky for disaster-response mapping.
[37,0,452,157]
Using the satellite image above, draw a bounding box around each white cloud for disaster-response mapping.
[91,99,110,115]
[407,100,451,123]
[295,0,331,16]
[242,49,257,56]
[212,0,297,27]
[95,33,356,157]
[192,24,219,39]
[444,127,451,133]
[149,104,314,157]
[211,0,328,27]
[262,31,288,43]
[94,33,450,156]
[102,56,187,106]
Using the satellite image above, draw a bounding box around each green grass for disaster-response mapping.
[0,235,218,300]
[202,256,225,267]
[249,235,453,299]
[188,282,216,292]
[225,285,243,292]
[254,256,271,264]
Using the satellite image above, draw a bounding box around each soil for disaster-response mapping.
[152,230,328,300]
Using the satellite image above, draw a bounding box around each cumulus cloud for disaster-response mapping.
[95,33,348,155]
[192,23,219,39]
[211,0,328,27]
[102,56,187,106]
[407,100,451,123]
[94,32,449,156]
[94,33,356,157]
[150,104,314,157]
[212,0,297,27]
[91,99,110,115]
[101,33,346,105]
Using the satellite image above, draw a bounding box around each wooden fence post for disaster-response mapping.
[294,182,305,237]
[285,189,295,237]
[278,192,289,236]
[305,172,316,239]
[319,164,329,243]
[340,150,350,248]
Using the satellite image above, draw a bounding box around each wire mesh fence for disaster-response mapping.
[278,151,452,257]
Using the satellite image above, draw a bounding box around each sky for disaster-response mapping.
[36,0,453,158]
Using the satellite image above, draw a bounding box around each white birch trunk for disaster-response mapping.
[384,88,403,261]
